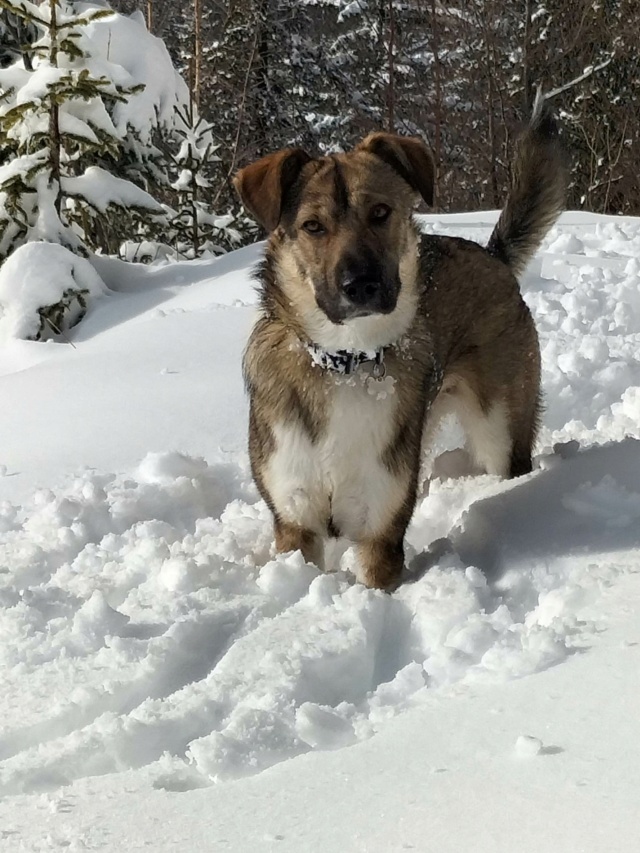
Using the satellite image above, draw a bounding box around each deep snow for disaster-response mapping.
[0,212,639,851]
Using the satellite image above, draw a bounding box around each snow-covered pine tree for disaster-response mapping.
[0,0,164,261]
[168,103,242,258]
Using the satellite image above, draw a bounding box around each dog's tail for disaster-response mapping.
[487,91,567,277]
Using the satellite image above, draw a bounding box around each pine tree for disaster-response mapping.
[0,0,164,261]
[105,1,640,220]
[168,103,242,257]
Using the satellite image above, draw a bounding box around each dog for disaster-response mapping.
[234,97,566,591]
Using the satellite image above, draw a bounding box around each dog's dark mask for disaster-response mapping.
[310,244,401,324]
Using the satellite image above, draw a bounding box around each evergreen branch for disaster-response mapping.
[0,0,47,29]
[57,10,116,30]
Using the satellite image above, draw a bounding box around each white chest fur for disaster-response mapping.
[264,373,408,542]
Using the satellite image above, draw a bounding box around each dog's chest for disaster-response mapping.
[265,374,406,540]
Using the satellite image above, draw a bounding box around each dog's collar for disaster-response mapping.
[305,342,386,377]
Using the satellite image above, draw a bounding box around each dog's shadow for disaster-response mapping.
[406,437,640,587]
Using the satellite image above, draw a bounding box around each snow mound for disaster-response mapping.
[0,242,106,343]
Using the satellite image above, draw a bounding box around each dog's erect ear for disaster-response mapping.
[233,148,312,231]
[357,132,434,207]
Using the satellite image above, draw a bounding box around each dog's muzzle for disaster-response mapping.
[341,274,383,308]
[331,274,399,320]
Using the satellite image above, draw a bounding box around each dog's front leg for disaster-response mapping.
[353,441,422,591]
[358,536,404,591]
[274,517,324,570]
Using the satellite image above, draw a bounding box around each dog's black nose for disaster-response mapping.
[341,276,381,306]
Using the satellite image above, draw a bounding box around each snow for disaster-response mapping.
[77,2,189,139]
[515,734,544,757]
[1,3,189,141]
[0,150,47,186]
[13,65,66,105]
[0,241,106,344]
[63,167,164,214]
[0,211,639,850]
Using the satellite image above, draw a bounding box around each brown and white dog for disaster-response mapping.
[234,100,566,591]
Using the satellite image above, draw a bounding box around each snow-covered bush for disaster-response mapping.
[0,240,105,342]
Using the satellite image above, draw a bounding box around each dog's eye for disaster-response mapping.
[302,220,325,235]
[370,204,392,223]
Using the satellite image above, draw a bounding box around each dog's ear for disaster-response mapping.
[233,148,312,231]
[357,133,434,207]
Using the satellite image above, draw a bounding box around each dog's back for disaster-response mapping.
[415,101,566,485]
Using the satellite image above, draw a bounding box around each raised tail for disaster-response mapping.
[487,91,567,277]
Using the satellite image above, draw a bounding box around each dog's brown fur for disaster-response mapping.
[235,102,566,590]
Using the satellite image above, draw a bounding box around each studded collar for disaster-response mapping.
[305,342,386,377]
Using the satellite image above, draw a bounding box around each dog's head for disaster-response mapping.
[234,134,433,342]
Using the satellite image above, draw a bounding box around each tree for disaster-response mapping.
[168,103,242,257]
[0,0,164,260]
[108,0,640,220]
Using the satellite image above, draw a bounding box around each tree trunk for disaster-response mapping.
[194,0,202,110]
[522,0,532,114]
[386,0,395,131]
[479,7,500,207]
[48,0,62,217]
[254,0,270,157]
[430,0,442,210]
